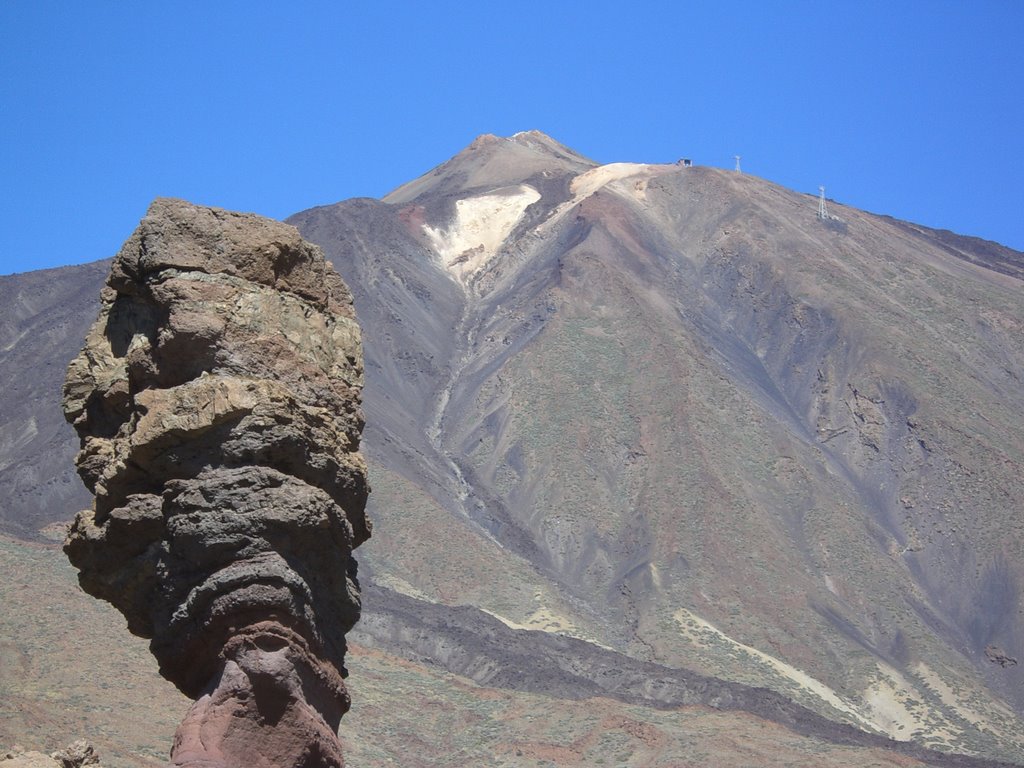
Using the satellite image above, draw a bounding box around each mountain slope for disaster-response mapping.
[1,131,1022,765]
[0,260,107,539]
[288,132,1024,762]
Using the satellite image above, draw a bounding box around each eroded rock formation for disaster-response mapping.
[62,198,370,768]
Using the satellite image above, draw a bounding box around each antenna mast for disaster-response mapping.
[817,186,828,220]
[734,155,742,173]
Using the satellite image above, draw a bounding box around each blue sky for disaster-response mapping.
[2,1,1022,275]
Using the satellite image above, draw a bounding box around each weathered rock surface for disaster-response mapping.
[62,198,369,767]
[1,741,101,768]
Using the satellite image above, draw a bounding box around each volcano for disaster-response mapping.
[2,131,1023,766]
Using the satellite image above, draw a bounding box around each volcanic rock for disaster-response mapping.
[0,742,101,768]
[62,198,370,768]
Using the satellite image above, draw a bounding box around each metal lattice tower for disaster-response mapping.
[818,186,828,220]
[734,155,742,173]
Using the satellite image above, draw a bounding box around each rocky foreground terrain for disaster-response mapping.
[1,132,1023,766]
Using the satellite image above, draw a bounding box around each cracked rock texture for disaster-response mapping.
[62,198,369,768]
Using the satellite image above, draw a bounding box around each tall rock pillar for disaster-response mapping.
[62,198,370,768]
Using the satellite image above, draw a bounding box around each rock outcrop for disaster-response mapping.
[62,198,370,768]
[1,741,102,768]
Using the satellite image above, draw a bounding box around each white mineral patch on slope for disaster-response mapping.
[534,162,673,238]
[424,184,540,284]
[372,572,437,603]
[479,590,614,649]
[481,606,614,650]
[482,604,580,634]
[913,662,987,726]
[569,162,653,199]
[672,609,999,744]
[862,668,931,737]
[674,608,902,738]
[912,661,1022,743]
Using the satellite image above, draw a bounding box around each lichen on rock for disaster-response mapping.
[62,198,370,768]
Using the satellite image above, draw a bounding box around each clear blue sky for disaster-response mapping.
[2,1,1022,275]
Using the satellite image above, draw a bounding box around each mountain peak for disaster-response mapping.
[463,130,590,161]
[508,129,593,160]
[383,131,595,205]
[465,132,503,149]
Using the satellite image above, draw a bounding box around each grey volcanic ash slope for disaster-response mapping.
[289,131,1024,760]
[0,260,107,539]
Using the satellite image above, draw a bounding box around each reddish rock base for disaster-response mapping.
[170,625,348,768]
